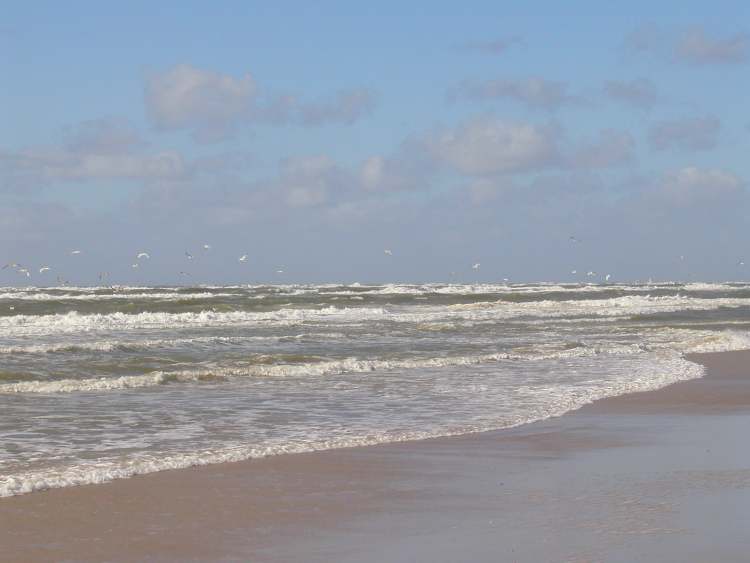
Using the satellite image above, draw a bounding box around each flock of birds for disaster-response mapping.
[1,237,745,286]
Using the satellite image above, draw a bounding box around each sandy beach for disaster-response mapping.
[2,350,750,562]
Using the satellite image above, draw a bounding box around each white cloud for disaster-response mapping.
[603,78,658,109]
[569,130,635,169]
[676,28,749,65]
[427,116,560,176]
[144,64,256,141]
[657,167,743,205]
[1,119,186,189]
[299,89,376,126]
[8,148,186,183]
[452,77,576,109]
[649,116,720,151]
[143,64,376,139]
[625,25,748,66]
[277,155,345,207]
[63,118,144,154]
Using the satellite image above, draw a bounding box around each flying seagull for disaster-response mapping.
[39,266,51,273]
[131,263,139,269]
[239,254,248,262]
[2,263,20,270]
[605,274,611,282]
[70,250,82,255]
[738,259,745,266]
[203,244,211,251]
[185,251,194,260]
[384,249,393,256]
[17,268,30,277]
[472,263,481,270]
[137,252,150,260]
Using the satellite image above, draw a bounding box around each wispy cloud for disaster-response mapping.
[649,116,721,152]
[426,116,560,176]
[603,78,658,109]
[451,77,579,110]
[459,37,521,55]
[676,27,749,65]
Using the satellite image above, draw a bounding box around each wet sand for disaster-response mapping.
[2,351,750,562]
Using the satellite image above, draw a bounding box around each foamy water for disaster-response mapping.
[1,282,749,497]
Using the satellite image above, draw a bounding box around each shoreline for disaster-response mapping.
[2,350,750,561]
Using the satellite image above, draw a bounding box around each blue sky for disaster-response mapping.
[1,1,749,284]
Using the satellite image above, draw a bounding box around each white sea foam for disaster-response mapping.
[0,352,704,497]
[4,330,744,394]
[2,294,750,338]
[0,291,237,301]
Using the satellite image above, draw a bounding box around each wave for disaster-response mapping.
[5,329,747,394]
[2,294,750,338]
[0,291,238,301]
[0,352,704,497]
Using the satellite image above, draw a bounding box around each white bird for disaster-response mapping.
[238,254,248,262]
[2,262,20,270]
[571,270,577,275]
[605,274,611,282]
[18,268,30,277]
[39,266,51,273]
[384,249,393,256]
[185,251,193,260]
[203,244,211,251]
[137,252,150,260]
[738,259,745,266]
[586,271,596,277]
[472,263,481,270]
[276,269,284,274]
[131,263,139,269]
[70,250,81,255]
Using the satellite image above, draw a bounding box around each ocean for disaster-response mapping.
[2,282,750,497]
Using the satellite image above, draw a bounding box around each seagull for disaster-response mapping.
[39,266,51,273]
[586,271,596,277]
[276,269,285,274]
[384,249,393,256]
[185,251,194,260]
[571,270,577,275]
[131,263,139,269]
[569,236,580,243]
[472,263,481,270]
[738,259,745,266]
[17,268,30,277]
[70,250,81,255]
[238,254,248,262]
[136,252,150,260]
[203,244,211,251]
[2,262,20,270]
[605,274,611,282]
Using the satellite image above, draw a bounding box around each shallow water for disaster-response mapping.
[1,282,749,496]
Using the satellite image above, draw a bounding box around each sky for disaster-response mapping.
[1,1,749,284]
